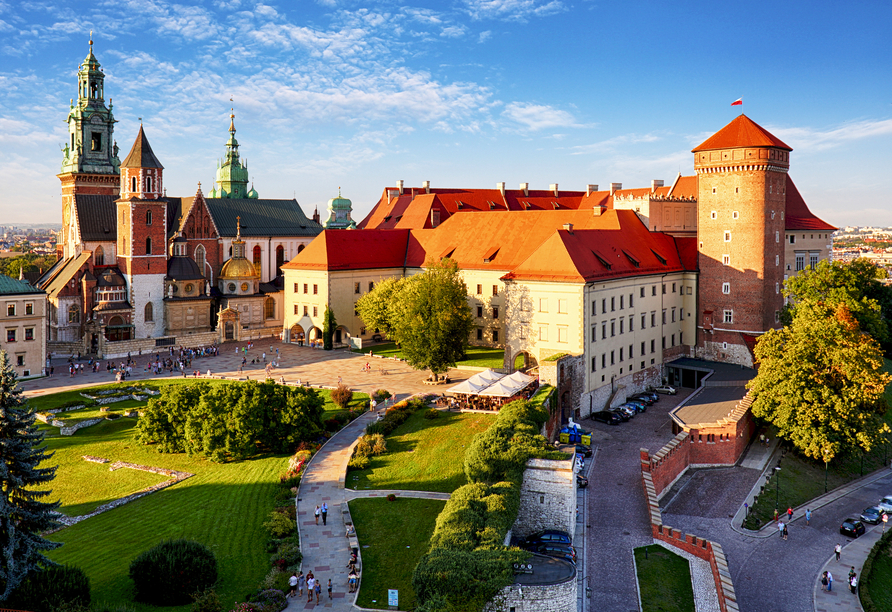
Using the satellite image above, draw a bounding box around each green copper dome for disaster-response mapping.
[323,188,356,229]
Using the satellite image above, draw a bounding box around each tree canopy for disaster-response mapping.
[0,351,61,599]
[356,259,475,378]
[749,301,891,462]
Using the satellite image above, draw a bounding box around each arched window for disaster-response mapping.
[275,245,285,277]
[253,245,262,276]
[146,176,153,193]
[145,237,152,255]
[94,245,104,266]
[145,302,154,322]
[297,244,305,254]
[194,244,206,276]
[131,176,137,194]
[68,305,80,324]
[264,297,275,320]
[146,210,152,225]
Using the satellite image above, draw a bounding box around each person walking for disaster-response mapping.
[315,579,322,603]
[778,520,785,538]
[288,572,298,598]
[328,578,333,600]
[315,505,321,525]
[806,509,812,525]
[307,573,316,603]
[850,574,857,594]
[782,523,788,540]
[821,572,828,591]
[321,502,328,525]
[827,571,833,592]
[835,543,842,562]
[848,566,856,583]
[298,571,306,597]
[786,507,793,523]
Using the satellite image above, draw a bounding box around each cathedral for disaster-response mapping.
[38,40,323,357]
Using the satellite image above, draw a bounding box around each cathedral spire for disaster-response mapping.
[210,107,252,199]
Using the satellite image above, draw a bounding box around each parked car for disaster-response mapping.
[575,445,593,458]
[653,385,677,395]
[371,333,383,342]
[608,408,631,422]
[621,401,647,413]
[526,542,577,564]
[628,393,656,405]
[576,474,589,488]
[635,391,659,403]
[592,410,621,425]
[877,495,892,512]
[614,405,636,418]
[839,519,866,538]
[861,506,883,524]
[523,530,571,547]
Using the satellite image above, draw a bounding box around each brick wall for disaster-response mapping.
[641,434,691,497]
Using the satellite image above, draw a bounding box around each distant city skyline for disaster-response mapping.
[2,0,890,226]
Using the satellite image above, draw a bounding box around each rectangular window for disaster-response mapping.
[672,282,676,293]
[619,295,624,309]
[24,328,33,341]
[557,326,567,343]
[810,253,819,269]
[629,344,633,358]
[492,307,499,319]
[662,336,666,349]
[293,305,298,315]
[602,322,607,340]
[652,286,657,296]
[619,347,623,361]
[602,353,606,369]
[795,253,804,271]
[662,284,666,295]
[629,316,634,332]
[641,313,646,329]
[610,350,615,365]
[619,319,624,334]
[477,284,482,295]
[591,326,597,343]
[640,287,645,298]
[672,308,676,323]
[558,299,567,314]
[722,254,730,266]
[629,294,634,308]
[662,309,667,325]
[722,282,730,294]
[313,284,318,294]
[91,131,102,151]
[294,283,299,293]
[539,325,548,342]
[15,355,24,367]
[602,298,607,313]
[775,230,780,243]
[6,329,15,342]
[492,285,498,296]
[591,357,597,372]
[724,310,733,324]
[671,334,675,347]
[303,284,308,294]
[789,235,796,244]
[477,328,483,340]
[477,306,483,318]
[303,306,308,315]
[650,339,655,353]
[680,332,683,344]
[724,231,731,242]
[313,306,318,317]
[6,304,14,317]
[611,296,615,311]
[540,298,548,312]
[641,341,645,355]
[610,320,616,337]
[354,282,360,294]
[651,312,656,327]
[591,300,597,315]
[492,330,499,342]
[25,303,33,315]
[369,281,374,292]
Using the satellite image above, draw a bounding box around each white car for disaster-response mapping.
[877,496,892,513]
[654,385,677,395]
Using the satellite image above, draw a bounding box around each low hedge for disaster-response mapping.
[7,564,91,612]
[860,528,892,612]
[129,539,218,606]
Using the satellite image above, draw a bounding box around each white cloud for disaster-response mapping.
[769,118,892,152]
[478,30,492,43]
[571,132,662,155]
[502,102,580,131]
[440,25,467,38]
[463,0,566,22]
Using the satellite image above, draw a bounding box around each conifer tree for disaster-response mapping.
[0,351,61,599]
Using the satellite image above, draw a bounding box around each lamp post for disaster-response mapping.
[775,466,781,510]
[823,448,831,493]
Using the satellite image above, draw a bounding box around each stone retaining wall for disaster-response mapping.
[58,418,103,436]
[485,574,576,612]
[514,457,576,540]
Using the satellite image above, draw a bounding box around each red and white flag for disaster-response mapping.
[731,98,743,106]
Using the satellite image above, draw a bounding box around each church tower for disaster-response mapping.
[116,125,167,338]
[59,35,121,257]
[207,110,257,199]
[694,114,790,366]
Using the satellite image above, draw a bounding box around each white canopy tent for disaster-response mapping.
[445,378,489,395]
[466,369,506,387]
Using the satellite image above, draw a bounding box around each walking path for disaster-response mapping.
[814,523,884,612]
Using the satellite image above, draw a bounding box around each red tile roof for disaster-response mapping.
[281,229,409,271]
[784,177,836,231]
[693,114,792,152]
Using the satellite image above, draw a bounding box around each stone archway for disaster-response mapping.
[511,350,538,372]
[335,325,351,346]
[290,324,306,346]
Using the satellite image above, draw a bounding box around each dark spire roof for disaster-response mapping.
[121,125,164,169]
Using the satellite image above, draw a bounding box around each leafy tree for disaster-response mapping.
[782,258,892,345]
[748,302,892,462]
[354,276,402,340]
[0,351,61,599]
[322,305,337,350]
[358,259,474,380]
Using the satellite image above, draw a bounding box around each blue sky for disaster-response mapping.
[2,0,890,227]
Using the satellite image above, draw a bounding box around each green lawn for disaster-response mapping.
[355,342,506,370]
[862,536,892,610]
[634,545,696,612]
[24,381,365,610]
[349,497,444,610]
[349,409,496,493]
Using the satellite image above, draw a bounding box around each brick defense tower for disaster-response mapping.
[59,34,121,258]
[693,115,791,366]
[116,125,167,339]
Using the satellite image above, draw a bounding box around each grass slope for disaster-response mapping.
[349,497,444,610]
[863,538,892,610]
[349,409,495,493]
[634,545,696,612]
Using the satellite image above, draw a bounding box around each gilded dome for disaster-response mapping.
[219,257,257,279]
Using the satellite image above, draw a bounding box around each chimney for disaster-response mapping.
[610,182,622,195]
[520,182,529,197]
[593,205,606,217]
[396,179,404,195]
[550,183,559,197]
[497,182,506,197]
[422,180,430,194]
[651,179,664,193]
[586,184,598,196]
[431,208,440,228]
[562,222,573,234]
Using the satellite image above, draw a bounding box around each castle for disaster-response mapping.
[38,40,323,357]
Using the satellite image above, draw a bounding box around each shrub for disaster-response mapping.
[331,384,353,409]
[273,541,302,567]
[105,412,122,420]
[263,510,294,538]
[424,408,440,419]
[355,433,387,457]
[191,588,224,612]
[129,540,218,606]
[372,389,392,402]
[324,418,341,432]
[348,453,371,470]
[387,493,396,501]
[275,505,296,521]
[250,589,287,612]
[8,564,91,612]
